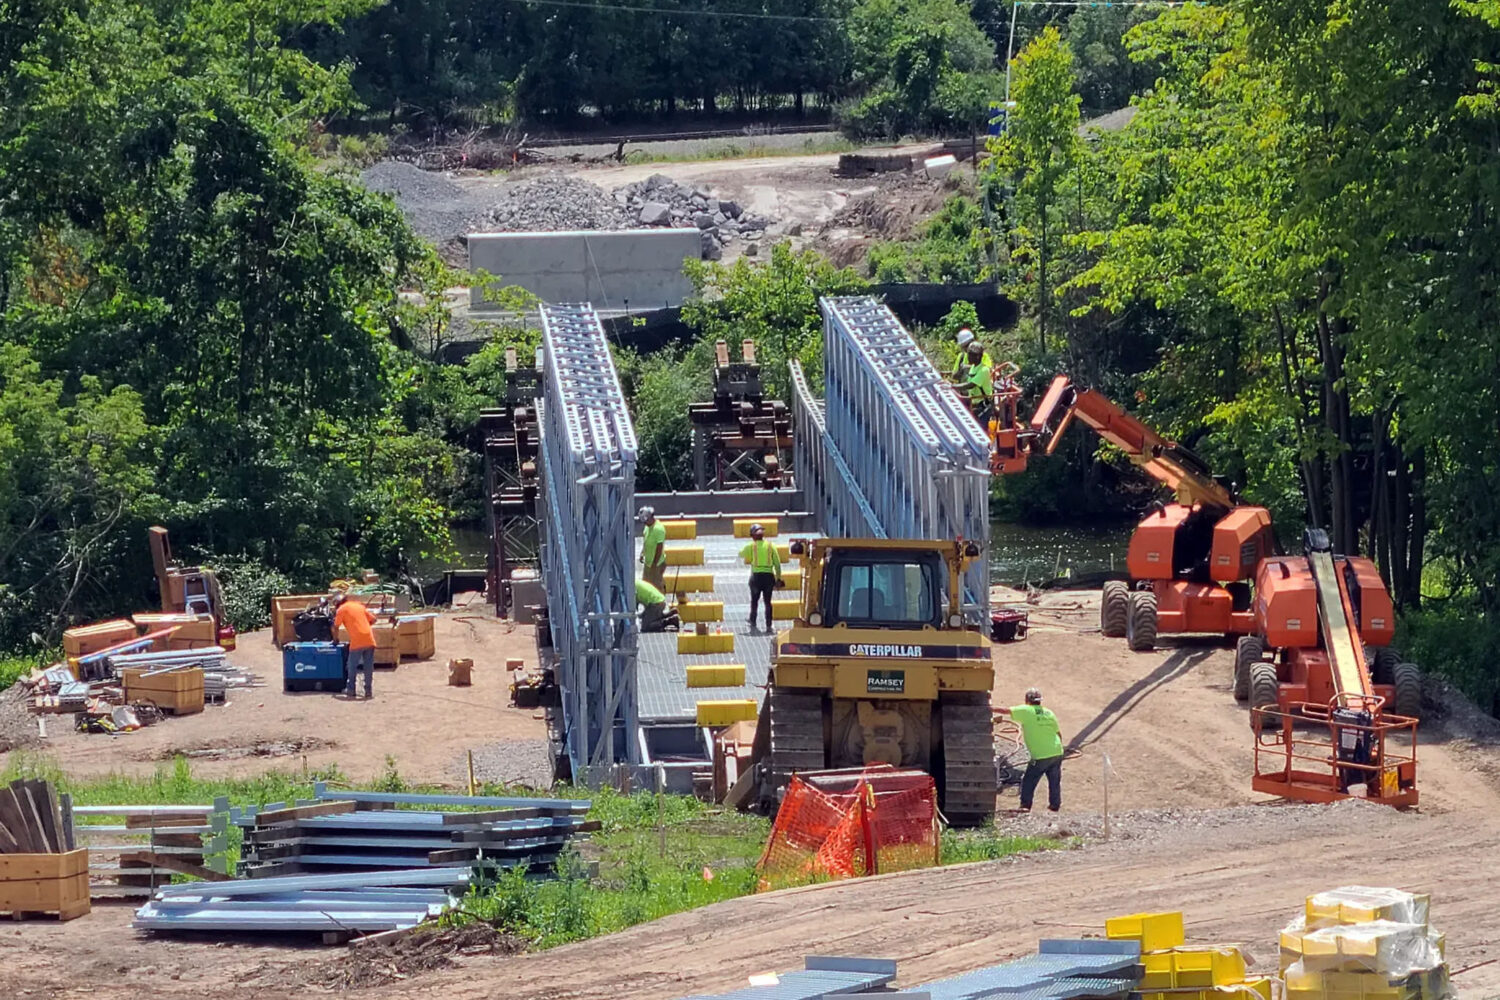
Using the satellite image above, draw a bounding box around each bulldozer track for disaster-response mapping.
[768,690,825,798]
[939,692,995,825]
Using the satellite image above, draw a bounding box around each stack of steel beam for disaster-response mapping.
[71,800,231,897]
[233,785,595,879]
[108,647,259,701]
[536,302,639,781]
[819,296,992,617]
[133,867,466,938]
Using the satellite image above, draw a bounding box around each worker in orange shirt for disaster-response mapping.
[334,593,378,699]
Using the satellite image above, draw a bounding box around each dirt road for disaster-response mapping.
[2,599,1497,998]
[0,610,548,787]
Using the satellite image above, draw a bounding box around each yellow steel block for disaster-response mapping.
[1106,912,1186,953]
[1285,988,1325,1000]
[741,542,792,564]
[661,519,698,540]
[771,599,800,619]
[781,567,802,590]
[696,699,758,726]
[663,570,715,593]
[677,602,725,623]
[1139,953,1174,990]
[665,546,705,566]
[1242,978,1276,1000]
[733,518,779,537]
[686,664,746,688]
[1170,947,1246,989]
[678,631,735,654]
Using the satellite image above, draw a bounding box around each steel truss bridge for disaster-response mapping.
[533,297,991,783]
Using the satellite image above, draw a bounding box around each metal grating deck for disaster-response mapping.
[918,941,1140,1000]
[637,532,817,725]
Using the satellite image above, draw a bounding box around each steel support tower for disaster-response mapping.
[480,347,542,616]
[535,304,640,781]
[818,296,992,617]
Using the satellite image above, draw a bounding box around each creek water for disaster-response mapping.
[426,521,1130,587]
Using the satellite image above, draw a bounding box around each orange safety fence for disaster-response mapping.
[755,765,939,892]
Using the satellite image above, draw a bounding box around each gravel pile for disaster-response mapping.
[614,173,774,260]
[482,172,634,233]
[0,684,39,753]
[458,738,555,790]
[359,161,485,247]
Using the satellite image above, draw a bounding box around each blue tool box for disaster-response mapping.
[282,642,346,692]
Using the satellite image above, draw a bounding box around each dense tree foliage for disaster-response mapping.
[981,2,1500,704]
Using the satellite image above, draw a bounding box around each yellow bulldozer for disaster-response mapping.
[751,537,997,826]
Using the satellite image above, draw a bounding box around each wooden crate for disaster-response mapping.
[341,623,399,666]
[449,658,473,687]
[120,666,205,715]
[62,619,139,658]
[0,850,90,920]
[396,617,436,660]
[271,594,326,647]
[164,616,218,650]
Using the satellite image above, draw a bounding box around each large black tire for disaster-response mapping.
[1392,662,1423,719]
[1126,591,1158,651]
[1101,581,1129,638]
[938,692,996,827]
[1249,661,1281,731]
[1234,635,1264,702]
[1366,646,1402,686]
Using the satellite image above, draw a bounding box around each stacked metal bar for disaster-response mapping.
[536,302,640,781]
[70,801,231,896]
[679,957,898,1000]
[789,360,885,540]
[918,940,1141,1000]
[819,296,992,617]
[233,785,594,879]
[108,648,259,703]
[134,867,467,938]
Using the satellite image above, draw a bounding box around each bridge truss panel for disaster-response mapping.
[536,303,639,780]
[789,360,885,541]
[819,296,991,616]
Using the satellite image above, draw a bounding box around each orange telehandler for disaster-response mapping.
[1019,376,1276,651]
[1245,528,1419,806]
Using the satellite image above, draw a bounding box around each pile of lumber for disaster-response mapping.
[0,779,74,854]
[233,787,596,879]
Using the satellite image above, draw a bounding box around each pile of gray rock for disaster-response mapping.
[483,172,635,232]
[613,174,773,260]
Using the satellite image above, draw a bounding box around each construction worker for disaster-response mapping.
[638,506,667,591]
[740,523,782,632]
[952,328,977,379]
[956,340,994,422]
[333,593,378,700]
[636,578,678,633]
[997,687,1063,811]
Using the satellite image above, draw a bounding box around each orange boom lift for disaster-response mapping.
[1245,529,1419,806]
[1022,376,1276,650]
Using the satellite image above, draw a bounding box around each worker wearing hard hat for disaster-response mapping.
[740,523,782,632]
[955,340,994,422]
[952,328,977,379]
[997,687,1064,811]
[638,506,667,591]
[636,578,679,633]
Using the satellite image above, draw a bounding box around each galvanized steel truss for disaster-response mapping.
[789,360,884,540]
[818,297,991,616]
[537,303,640,780]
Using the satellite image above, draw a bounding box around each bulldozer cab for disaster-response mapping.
[792,538,972,631]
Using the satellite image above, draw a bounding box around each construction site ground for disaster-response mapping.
[2,590,1498,998]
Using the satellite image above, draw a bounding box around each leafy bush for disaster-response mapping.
[1397,599,1500,714]
[211,556,295,634]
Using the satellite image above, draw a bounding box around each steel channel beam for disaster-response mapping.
[789,361,884,539]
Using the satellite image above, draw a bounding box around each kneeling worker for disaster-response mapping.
[997,686,1063,811]
[636,578,679,633]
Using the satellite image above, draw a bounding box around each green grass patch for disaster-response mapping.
[622,135,857,165]
[941,827,1068,865]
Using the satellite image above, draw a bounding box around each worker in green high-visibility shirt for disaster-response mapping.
[636,578,678,633]
[955,340,994,424]
[997,686,1064,812]
[739,523,782,632]
[638,506,667,591]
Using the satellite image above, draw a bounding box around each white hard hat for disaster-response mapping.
[636,506,655,521]
[956,328,976,348]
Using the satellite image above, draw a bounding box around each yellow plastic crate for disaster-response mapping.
[770,599,800,619]
[1106,912,1185,953]
[664,546,705,566]
[686,664,746,688]
[780,567,803,590]
[741,542,792,564]
[677,601,725,623]
[663,570,715,593]
[1171,947,1246,988]
[1139,953,1174,990]
[696,699,758,726]
[1242,978,1276,1000]
[661,519,698,540]
[733,518,779,537]
[678,631,735,654]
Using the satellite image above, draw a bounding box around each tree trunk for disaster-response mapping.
[1314,289,1356,554]
[1404,448,1427,608]
[1037,189,1048,355]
